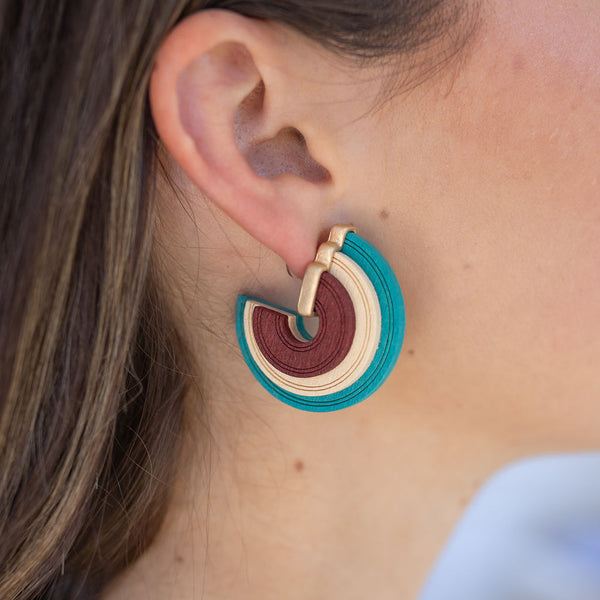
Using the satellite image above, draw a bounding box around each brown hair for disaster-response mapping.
[0,1,477,598]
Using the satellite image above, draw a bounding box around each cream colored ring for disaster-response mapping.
[243,252,381,396]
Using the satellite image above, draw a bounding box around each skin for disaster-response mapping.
[104,1,600,598]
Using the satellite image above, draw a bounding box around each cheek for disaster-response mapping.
[418,2,600,366]
[362,2,600,441]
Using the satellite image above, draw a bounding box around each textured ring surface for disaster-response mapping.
[236,231,405,412]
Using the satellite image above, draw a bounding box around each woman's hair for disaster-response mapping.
[0,1,476,598]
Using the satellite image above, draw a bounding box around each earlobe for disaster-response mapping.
[149,10,333,276]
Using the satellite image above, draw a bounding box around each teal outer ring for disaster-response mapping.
[236,232,406,412]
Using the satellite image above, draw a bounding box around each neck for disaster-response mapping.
[104,341,522,600]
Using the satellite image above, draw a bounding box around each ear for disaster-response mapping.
[149,10,336,276]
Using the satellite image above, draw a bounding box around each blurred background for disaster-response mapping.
[419,453,600,600]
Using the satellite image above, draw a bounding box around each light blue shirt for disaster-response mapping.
[420,454,600,600]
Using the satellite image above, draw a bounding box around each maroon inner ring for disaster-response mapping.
[253,272,355,378]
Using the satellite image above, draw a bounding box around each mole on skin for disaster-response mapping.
[294,459,304,472]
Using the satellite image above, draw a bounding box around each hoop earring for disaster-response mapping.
[236,225,405,412]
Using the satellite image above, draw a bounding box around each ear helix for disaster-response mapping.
[236,224,406,412]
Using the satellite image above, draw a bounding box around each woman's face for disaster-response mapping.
[154,0,599,455]
[333,0,600,450]
[137,5,600,596]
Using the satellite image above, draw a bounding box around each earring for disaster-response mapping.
[236,224,405,412]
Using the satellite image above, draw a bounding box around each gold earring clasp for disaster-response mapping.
[296,224,356,317]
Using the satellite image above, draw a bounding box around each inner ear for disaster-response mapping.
[234,79,331,183]
[244,126,331,182]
